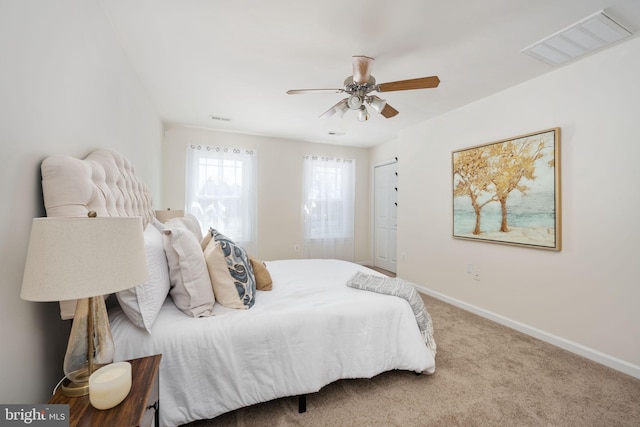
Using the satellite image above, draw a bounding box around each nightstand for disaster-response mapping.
[49,354,161,427]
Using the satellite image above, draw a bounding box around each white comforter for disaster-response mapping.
[110,259,435,427]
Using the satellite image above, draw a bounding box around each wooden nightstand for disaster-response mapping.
[49,354,161,427]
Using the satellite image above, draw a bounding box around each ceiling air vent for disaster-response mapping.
[521,10,632,66]
[210,115,231,122]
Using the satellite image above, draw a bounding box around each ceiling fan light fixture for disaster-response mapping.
[347,95,363,110]
[367,95,387,114]
[320,99,349,119]
[358,106,370,122]
[337,100,349,116]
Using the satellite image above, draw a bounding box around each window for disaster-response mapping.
[185,145,257,254]
[302,156,355,260]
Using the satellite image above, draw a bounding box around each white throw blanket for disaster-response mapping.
[346,271,437,358]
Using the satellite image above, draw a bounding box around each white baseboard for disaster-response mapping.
[414,284,640,380]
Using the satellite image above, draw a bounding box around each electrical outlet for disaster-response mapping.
[473,270,481,281]
[294,244,301,252]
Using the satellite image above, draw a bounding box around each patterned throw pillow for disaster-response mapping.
[208,229,256,308]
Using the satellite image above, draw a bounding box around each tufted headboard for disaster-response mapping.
[41,149,156,319]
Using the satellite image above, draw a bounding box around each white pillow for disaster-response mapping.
[166,214,203,242]
[162,221,215,317]
[116,223,170,332]
[150,217,166,231]
[184,213,204,241]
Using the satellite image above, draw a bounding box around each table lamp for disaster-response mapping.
[21,213,148,397]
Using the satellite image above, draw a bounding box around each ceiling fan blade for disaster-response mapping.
[319,99,348,118]
[377,76,440,92]
[287,88,344,95]
[381,103,399,118]
[352,55,375,84]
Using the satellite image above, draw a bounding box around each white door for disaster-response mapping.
[374,161,397,273]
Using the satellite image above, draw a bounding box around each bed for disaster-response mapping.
[40,149,436,427]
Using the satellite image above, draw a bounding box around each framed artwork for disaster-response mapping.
[452,128,561,250]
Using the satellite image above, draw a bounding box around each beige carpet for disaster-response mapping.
[182,294,640,426]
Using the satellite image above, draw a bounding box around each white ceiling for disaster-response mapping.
[98,0,640,147]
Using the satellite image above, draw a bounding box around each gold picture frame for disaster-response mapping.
[452,128,561,250]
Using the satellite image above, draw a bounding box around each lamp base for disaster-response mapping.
[62,296,114,398]
[60,377,89,397]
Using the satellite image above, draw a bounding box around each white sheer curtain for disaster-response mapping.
[302,156,355,261]
[185,145,257,255]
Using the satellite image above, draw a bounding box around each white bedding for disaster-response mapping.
[110,259,436,427]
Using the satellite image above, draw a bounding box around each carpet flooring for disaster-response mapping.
[182,294,640,426]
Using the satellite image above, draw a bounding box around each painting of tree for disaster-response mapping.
[452,128,561,250]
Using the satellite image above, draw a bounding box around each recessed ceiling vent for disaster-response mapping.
[521,10,632,66]
[210,115,231,122]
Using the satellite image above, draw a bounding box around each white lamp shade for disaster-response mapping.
[21,217,148,302]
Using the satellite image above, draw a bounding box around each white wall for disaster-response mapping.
[371,37,640,377]
[0,0,163,403]
[163,126,371,263]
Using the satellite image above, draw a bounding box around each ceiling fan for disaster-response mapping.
[286,55,440,121]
